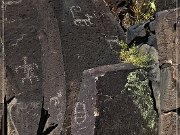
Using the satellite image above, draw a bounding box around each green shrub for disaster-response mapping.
[124,0,156,26]
[123,69,157,133]
[119,40,152,68]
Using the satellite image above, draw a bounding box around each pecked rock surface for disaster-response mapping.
[1,0,66,134]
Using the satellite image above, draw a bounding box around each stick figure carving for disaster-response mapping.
[15,56,39,84]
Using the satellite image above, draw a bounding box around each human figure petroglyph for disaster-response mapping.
[70,6,94,26]
[74,102,87,125]
[15,56,39,84]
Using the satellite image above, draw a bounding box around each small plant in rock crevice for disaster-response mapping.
[119,40,152,68]
[123,0,156,28]
[123,69,157,133]
[119,40,157,133]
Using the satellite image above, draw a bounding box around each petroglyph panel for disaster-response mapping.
[54,1,125,134]
[4,0,42,135]
[71,63,141,135]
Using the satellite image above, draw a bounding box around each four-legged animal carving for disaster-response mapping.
[70,6,94,27]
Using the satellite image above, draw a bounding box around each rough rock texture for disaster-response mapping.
[53,0,125,134]
[160,65,180,112]
[155,8,180,65]
[71,63,156,135]
[156,0,179,12]
[154,8,180,135]
[1,0,66,134]
[126,22,147,44]
[159,112,180,135]
[155,8,180,113]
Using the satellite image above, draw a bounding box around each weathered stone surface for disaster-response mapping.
[2,0,66,134]
[160,65,180,112]
[37,1,66,134]
[71,63,158,135]
[156,0,179,12]
[71,63,136,135]
[4,0,42,134]
[155,8,180,65]
[53,0,125,134]
[159,112,180,135]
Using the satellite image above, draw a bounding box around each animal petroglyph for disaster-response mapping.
[70,6,94,26]
[50,92,62,107]
[15,56,39,84]
[74,102,87,125]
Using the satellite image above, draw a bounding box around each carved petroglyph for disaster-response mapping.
[50,97,59,107]
[74,102,87,125]
[105,35,119,50]
[2,0,22,10]
[15,56,39,84]
[50,91,62,107]
[0,18,16,24]
[8,97,20,135]
[70,6,94,26]
[15,102,40,114]
[12,34,26,46]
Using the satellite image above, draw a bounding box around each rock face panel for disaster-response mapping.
[4,1,42,134]
[155,8,180,134]
[155,8,180,112]
[53,0,125,134]
[71,63,158,135]
[1,0,66,134]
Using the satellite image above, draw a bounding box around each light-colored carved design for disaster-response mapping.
[74,102,87,125]
[70,6,94,27]
[15,56,39,84]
